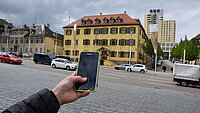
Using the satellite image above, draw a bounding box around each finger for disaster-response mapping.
[73,76,87,83]
[76,91,90,98]
[71,72,76,76]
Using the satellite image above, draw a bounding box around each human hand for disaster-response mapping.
[52,72,90,105]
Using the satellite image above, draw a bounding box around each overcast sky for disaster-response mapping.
[0,0,200,42]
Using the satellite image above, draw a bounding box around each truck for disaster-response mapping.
[173,64,200,87]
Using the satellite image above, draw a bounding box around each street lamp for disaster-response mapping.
[54,32,57,56]
[73,24,77,62]
[128,31,134,71]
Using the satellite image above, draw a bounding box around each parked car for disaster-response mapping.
[114,64,132,70]
[55,55,70,60]
[125,64,147,74]
[23,53,31,58]
[157,60,163,66]
[51,58,77,70]
[0,54,22,64]
[33,53,55,64]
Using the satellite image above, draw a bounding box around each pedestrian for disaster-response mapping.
[171,67,173,73]
[2,72,90,113]
[162,66,167,72]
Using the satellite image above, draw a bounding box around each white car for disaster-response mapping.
[51,58,77,70]
[125,64,147,74]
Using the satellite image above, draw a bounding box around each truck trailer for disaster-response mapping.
[173,64,200,87]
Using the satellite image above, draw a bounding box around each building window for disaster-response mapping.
[25,48,28,52]
[31,38,34,43]
[110,28,118,34]
[118,51,125,57]
[20,38,23,43]
[109,51,117,57]
[84,29,91,34]
[75,39,78,45]
[35,38,39,43]
[94,28,100,34]
[116,17,122,23]
[66,29,72,35]
[102,39,108,45]
[41,38,43,43]
[40,48,42,53]
[126,39,135,46]
[110,39,117,45]
[35,48,38,53]
[127,52,135,58]
[76,29,80,35]
[110,17,115,23]
[119,39,126,45]
[120,27,126,34]
[102,28,108,34]
[65,50,71,55]
[83,39,90,45]
[10,38,14,44]
[95,18,100,24]
[87,19,92,24]
[93,39,100,45]
[81,19,86,24]
[15,38,18,44]
[73,50,79,56]
[65,40,71,45]
[103,17,109,23]
[129,27,136,34]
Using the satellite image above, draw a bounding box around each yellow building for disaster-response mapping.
[1,24,64,56]
[63,12,149,66]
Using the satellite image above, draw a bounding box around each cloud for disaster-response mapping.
[0,0,200,42]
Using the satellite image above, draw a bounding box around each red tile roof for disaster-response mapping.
[63,14,141,28]
[193,34,200,40]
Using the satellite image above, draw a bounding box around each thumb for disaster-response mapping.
[73,76,87,83]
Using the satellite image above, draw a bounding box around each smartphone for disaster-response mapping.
[75,52,100,92]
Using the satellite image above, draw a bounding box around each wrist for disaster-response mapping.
[52,88,62,105]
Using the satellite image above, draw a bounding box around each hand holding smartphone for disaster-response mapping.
[75,52,100,92]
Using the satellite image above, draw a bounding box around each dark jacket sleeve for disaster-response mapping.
[2,89,60,113]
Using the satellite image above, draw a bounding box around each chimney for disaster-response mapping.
[100,12,102,15]
[47,23,50,28]
[124,11,127,14]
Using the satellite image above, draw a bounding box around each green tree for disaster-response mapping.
[143,40,154,57]
[171,39,199,61]
[157,43,163,57]
[186,39,199,61]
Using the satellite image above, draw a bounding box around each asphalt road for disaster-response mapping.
[0,60,200,113]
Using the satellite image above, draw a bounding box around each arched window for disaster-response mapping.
[81,19,86,24]
[87,19,92,24]
[116,17,122,23]
[110,17,115,23]
[103,17,109,23]
[95,18,101,24]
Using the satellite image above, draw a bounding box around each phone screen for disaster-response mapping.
[75,52,99,91]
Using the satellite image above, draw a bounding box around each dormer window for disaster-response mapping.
[103,17,109,23]
[81,19,86,24]
[110,17,115,23]
[116,17,122,23]
[95,18,101,24]
[87,19,92,24]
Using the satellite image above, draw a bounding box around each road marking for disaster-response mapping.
[147,79,172,84]
[144,81,173,87]
[100,75,120,79]
[101,73,126,78]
